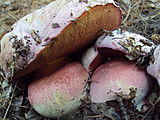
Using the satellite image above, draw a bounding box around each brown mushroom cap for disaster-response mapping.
[28,62,89,118]
[0,0,121,79]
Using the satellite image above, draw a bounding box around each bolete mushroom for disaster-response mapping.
[1,0,158,118]
[82,30,156,72]
[81,30,155,108]
[0,0,121,79]
[90,58,150,106]
[95,30,156,60]
[28,62,89,118]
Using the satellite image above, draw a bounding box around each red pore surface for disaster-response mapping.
[90,58,149,104]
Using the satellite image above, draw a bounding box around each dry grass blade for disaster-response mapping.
[2,84,15,120]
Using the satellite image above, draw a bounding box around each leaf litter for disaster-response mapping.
[0,0,160,120]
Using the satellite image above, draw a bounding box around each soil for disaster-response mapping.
[0,0,160,120]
